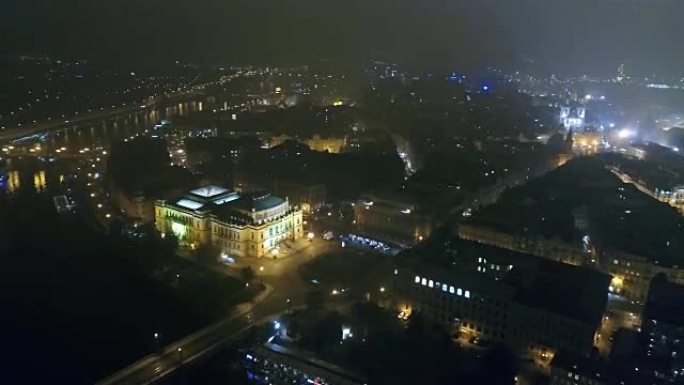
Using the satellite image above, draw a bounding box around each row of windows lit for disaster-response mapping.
[414,276,471,298]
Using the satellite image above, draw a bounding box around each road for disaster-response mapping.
[594,294,642,356]
[96,239,337,385]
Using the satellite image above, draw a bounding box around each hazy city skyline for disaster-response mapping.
[4,0,684,76]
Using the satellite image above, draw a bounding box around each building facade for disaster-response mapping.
[354,196,434,246]
[155,185,303,258]
[273,179,326,215]
[458,224,586,266]
[393,239,610,359]
[459,223,684,305]
[642,275,684,380]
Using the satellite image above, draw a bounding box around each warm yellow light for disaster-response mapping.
[611,275,624,287]
[609,275,624,293]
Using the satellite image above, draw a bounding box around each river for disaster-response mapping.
[0,97,241,196]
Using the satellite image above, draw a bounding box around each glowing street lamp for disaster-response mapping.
[307,232,314,241]
[153,332,161,354]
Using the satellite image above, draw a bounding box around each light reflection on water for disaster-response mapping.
[3,168,65,195]
[2,98,225,198]
[45,99,206,150]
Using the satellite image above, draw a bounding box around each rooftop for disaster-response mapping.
[551,350,606,382]
[256,342,366,385]
[161,186,293,226]
[175,198,205,210]
[231,192,286,212]
[644,275,684,327]
[189,185,230,198]
[508,258,610,325]
[397,233,609,324]
[466,156,684,266]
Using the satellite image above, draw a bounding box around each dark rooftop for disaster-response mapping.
[398,232,610,324]
[507,258,610,325]
[644,274,684,327]
[231,192,286,212]
[551,350,607,382]
[466,156,684,266]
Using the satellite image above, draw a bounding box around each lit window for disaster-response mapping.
[442,284,448,292]
[415,275,420,283]
[428,280,434,288]
[457,288,463,296]
[449,286,455,294]
[613,259,619,265]
[421,278,427,286]
[477,266,481,272]
[394,269,398,275]
[465,290,471,298]
[478,257,482,263]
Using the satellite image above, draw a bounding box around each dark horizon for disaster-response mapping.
[3,0,684,76]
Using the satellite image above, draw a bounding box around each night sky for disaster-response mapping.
[3,0,684,75]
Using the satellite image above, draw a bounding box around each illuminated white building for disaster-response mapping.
[155,185,303,258]
[560,105,586,130]
[654,186,684,213]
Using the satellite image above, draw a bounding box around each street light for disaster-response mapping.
[153,333,161,354]
[307,232,314,241]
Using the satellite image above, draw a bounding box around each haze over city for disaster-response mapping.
[4,0,684,76]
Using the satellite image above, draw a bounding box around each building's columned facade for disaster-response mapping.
[155,185,303,258]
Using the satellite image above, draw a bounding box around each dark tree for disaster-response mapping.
[240,266,255,282]
[194,243,219,266]
[305,289,325,309]
[301,311,343,351]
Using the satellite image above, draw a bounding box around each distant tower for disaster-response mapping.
[577,106,586,120]
[556,130,574,167]
[565,130,574,153]
[616,64,626,82]
[560,106,570,121]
